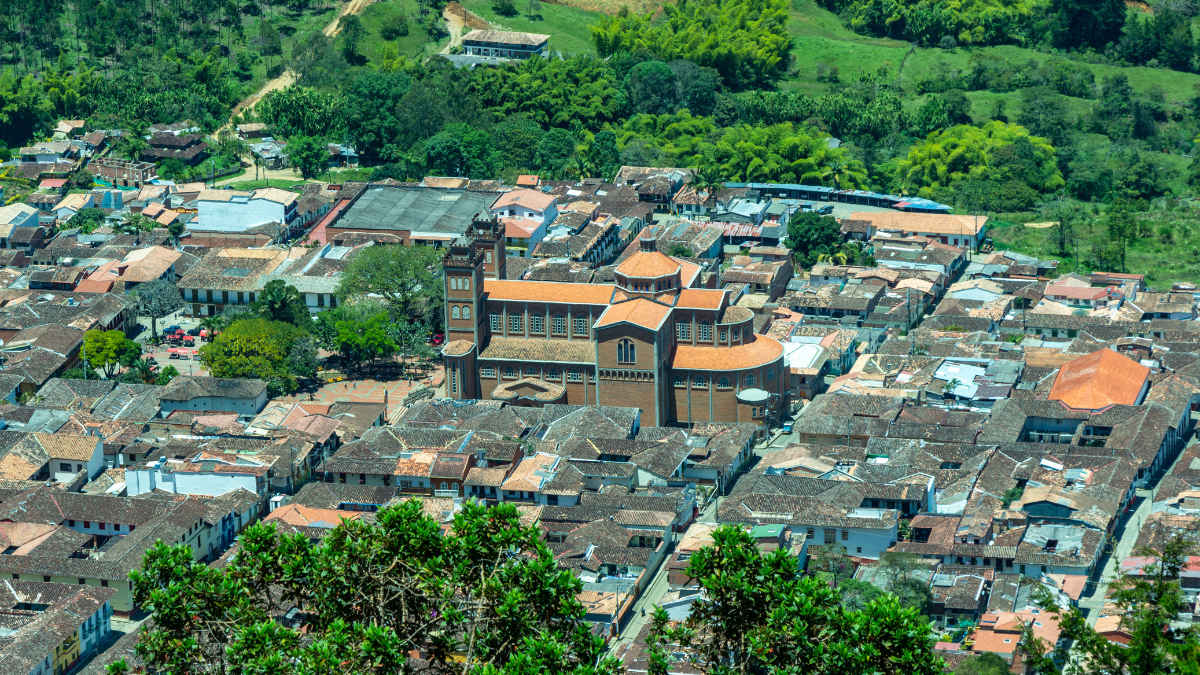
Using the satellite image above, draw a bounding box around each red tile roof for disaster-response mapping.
[595,298,672,330]
[1048,349,1149,410]
[484,279,615,305]
[672,335,784,371]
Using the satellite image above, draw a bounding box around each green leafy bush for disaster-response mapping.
[591,0,791,89]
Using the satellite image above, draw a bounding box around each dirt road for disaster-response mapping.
[218,0,377,135]
[440,2,489,54]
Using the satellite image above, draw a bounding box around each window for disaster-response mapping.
[59,463,71,472]
[463,277,470,291]
[490,313,501,331]
[674,375,684,387]
[505,367,515,378]
[856,547,862,554]
[744,328,751,340]
[699,321,711,341]
[524,366,537,376]
[481,367,496,378]
[823,529,835,543]
[766,369,775,381]
[84,522,90,528]
[552,314,566,334]
[677,322,691,339]
[719,329,727,341]
[548,368,559,379]
[101,579,108,587]
[567,370,582,382]
[841,530,848,540]
[692,375,708,388]
[509,314,523,332]
[718,376,730,388]
[530,314,544,333]
[452,277,460,290]
[441,482,448,490]
[745,374,757,387]
[807,528,814,538]
[617,339,636,364]
[573,316,589,336]
[486,251,493,263]
[452,306,461,319]
[462,306,471,319]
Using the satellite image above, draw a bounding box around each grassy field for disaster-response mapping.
[358,0,448,65]
[783,0,1200,106]
[459,0,604,54]
[225,178,308,191]
[543,0,664,15]
[989,206,1200,287]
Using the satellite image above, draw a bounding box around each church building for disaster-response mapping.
[440,215,786,427]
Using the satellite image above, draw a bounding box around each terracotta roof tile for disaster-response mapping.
[615,250,682,278]
[484,279,614,305]
[1048,349,1150,410]
[676,288,726,309]
[595,298,672,330]
[672,335,784,371]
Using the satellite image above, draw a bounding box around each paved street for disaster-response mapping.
[1075,436,1194,625]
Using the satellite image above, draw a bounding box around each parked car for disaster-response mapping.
[430,332,445,346]
[165,325,181,334]
[186,327,202,336]
[817,205,834,215]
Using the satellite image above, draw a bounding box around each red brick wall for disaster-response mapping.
[476,361,595,405]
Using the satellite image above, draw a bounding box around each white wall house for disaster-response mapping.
[197,187,298,230]
[126,457,268,499]
[794,509,898,559]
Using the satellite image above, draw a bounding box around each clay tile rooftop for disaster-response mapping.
[615,249,682,279]
[1048,348,1150,411]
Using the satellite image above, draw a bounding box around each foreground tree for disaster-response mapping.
[119,500,620,675]
[253,279,311,326]
[649,526,944,675]
[785,212,842,269]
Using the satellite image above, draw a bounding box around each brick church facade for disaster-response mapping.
[440,215,786,426]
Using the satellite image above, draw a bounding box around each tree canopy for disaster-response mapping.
[592,0,791,89]
[648,525,944,675]
[895,121,1064,199]
[120,500,620,675]
[336,245,444,328]
[198,318,310,396]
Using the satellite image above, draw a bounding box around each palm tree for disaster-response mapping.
[255,280,303,323]
[132,358,158,384]
[568,152,595,180]
[818,159,867,190]
[691,165,724,208]
[199,315,227,339]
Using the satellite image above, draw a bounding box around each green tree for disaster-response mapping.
[258,86,346,139]
[1104,205,1137,273]
[335,314,397,367]
[69,208,107,234]
[895,121,1063,198]
[130,358,158,384]
[952,652,1011,675]
[124,500,618,675]
[336,245,444,326]
[199,318,306,396]
[494,0,518,15]
[649,526,943,674]
[260,20,284,72]
[625,60,678,116]
[785,212,841,269]
[135,279,184,342]
[155,365,180,386]
[535,128,577,175]
[591,0,791,89]
[838,578,885,612]
[1023,533,1200,675]
[253,279,311,326]
[586,130,620,178]
[83,329,135,378]
[287,135,329,180]
[338,15,366,63]
[1046,0,1126,50]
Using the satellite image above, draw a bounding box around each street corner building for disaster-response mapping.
[440,215,787,427]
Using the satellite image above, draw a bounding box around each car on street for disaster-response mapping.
[186,327,202,336]
[165,325,181,334]
[817,205,834,215]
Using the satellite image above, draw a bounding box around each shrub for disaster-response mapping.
[380,14,410,40]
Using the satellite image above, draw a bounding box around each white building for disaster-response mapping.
[196,187,298,230]
[126,453,269,500]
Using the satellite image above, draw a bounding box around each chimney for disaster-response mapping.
[639,236,657,253]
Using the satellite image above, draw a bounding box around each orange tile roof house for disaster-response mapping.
[1048,349,1150,411]
[441,215,787,428]
[854,211,988,250]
